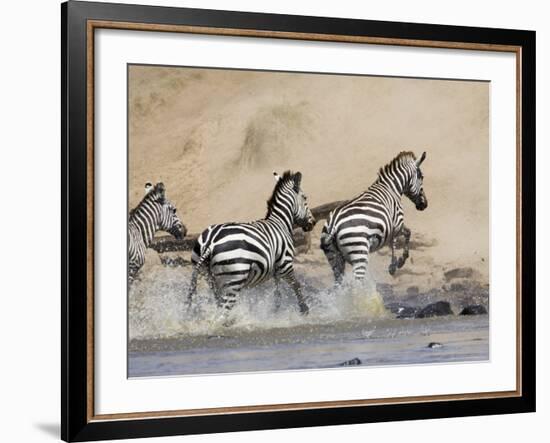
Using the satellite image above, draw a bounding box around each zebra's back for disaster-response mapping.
[322,192,400,258]
[192,221,288,289]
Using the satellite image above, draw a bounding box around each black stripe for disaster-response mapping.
[214,240,267,258]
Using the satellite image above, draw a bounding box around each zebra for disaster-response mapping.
[128,182,187,284]
[186,171,316,315]
[320,151,428,284]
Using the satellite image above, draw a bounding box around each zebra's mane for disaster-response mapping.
[129,183,165,220]
[378,151,417,178]
[266,170,298,218]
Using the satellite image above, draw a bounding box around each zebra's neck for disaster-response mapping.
[374,168,411,198]
[129,201,160,247]
[265,190,295,234]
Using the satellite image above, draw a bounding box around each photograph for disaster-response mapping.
[56,1,536,440]
[127,64,490,378]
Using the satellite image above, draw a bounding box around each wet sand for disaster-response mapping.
[129,315,489,377]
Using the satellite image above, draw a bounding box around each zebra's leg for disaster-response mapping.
[273,276,282,311]
[128,267,136,286]
[128,260,142,286]
[351,255,369,283]
[206,273,224,306]
[186,266,201,308]
[219,290,239,311]
[321,239,346,286]
[216,274,247,312]
[330,251,346,286]
[187,265,222,315]
[396,226,411,269]
[388,237,398,276]
[215,285,241,327]
[204,274,242,327]
[281,270,309,315]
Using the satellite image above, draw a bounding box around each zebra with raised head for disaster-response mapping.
[320,151,428,284]
[187,171,316,315]
[128,182,187,284]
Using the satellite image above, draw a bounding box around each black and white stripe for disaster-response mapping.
[320,151,428,284]
[187,171,316,314]
[128,182,187,283]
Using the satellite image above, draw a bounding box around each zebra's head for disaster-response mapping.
[404,152,428,211]
[148,183,187,239]
[271,171,316,232]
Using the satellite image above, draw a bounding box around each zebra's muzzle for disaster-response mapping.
[415,193,428,211]
[302,217,317,232]
[171,225,186,240]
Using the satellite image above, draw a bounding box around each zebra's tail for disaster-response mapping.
[186,241,211,308]
[319,220,336,253]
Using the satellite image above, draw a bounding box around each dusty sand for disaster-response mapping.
[128,65,489,294]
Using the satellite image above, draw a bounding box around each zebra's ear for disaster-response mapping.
[293,171,302,190]
[154,182,166,202]
[144,182,153,195]
[273,171,281,182]
[416,152,427,167]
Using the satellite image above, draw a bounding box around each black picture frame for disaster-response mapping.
[62,1,536,441]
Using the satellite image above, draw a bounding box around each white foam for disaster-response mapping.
[128,265,389,340]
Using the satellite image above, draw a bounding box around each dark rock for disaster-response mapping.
[160,256,188,267]
[396,307,419,319]
[415,301,454,318]
[459,305,488,315]
[340,357,362,366]
[449,282,467,291]
[385,303,419,319]
[444,267,475,281]
[384,302,405,314]
[151,235,197,253]
[311,200,349,221]
[443,279,484,292]
[427,342,443,349]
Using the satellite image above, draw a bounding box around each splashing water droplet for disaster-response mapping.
[129,265,389,340]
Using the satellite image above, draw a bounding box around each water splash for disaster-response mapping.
[129,265,389,341]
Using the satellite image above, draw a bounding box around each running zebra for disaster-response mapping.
[128,182,187,284]
[187,171,316,315]
[320,151,428,284]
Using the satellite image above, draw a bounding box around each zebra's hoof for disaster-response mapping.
[388,264,397,276]
[397,257,406,269]
[299,303,310,316]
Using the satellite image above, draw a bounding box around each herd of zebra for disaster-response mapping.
[128,151,428,318]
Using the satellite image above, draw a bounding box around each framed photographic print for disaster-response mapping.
[61,1,536,441]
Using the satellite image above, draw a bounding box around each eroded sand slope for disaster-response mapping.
[128,66,489,296]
